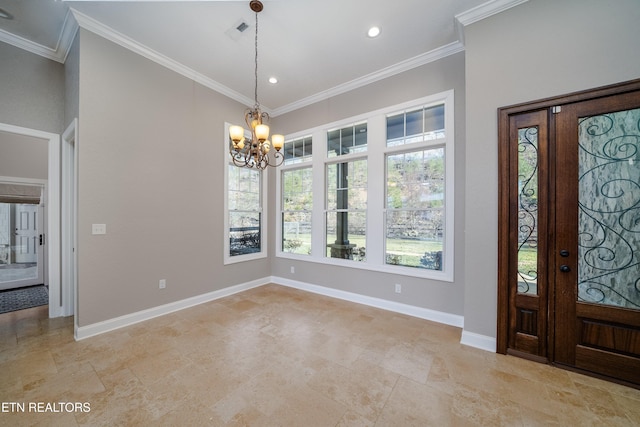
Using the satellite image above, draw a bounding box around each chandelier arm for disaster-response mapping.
[268,151,285,168]
[230,150,248,168]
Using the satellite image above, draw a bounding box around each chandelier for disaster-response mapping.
[228,0,284,169]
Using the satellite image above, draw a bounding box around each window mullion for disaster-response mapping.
[367,114,386,266]
[311,128,326,257]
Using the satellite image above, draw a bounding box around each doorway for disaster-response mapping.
[0,198,45,291]
[0,123,62,317]
[498,79,640,386]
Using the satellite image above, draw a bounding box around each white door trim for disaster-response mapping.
[0,122,61,317]
[61,119,78,319]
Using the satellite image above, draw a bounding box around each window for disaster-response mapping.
[325,123,367,261]
[283,135,312,164]
[327,123,367,157]
[385,103,449,272]
[276,91,454,280]
[387,105,445,146]
[280,136,313,255]
[386,148,444,270]
[326,158,367,261]
[224,125,267,263]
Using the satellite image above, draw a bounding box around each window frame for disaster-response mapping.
[223,123,268,265]
[275,90,454,281]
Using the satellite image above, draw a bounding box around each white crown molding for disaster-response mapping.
[58,9,80,63]
[455,0,529,44]
[271,41,464,117]
[61,1,527,115]
[70,8,257,109]
[456,0,528,26]
[0,10,78,63]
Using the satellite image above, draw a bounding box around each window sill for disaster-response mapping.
[224,251,267,265]
[276,252,453,282]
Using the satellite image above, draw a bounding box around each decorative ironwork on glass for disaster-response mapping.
[578,108,640,309]
[517,127,539,294]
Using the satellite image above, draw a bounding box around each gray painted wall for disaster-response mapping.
[76,30,270,326]
[0,132,48,180]
[271,53,467,317]
[464,0,640,338]
[0,42,64,134]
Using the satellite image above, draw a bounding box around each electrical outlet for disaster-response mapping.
[395,283,402,294]
[92,224,106,235]
[290,266,295,274]
[159,279,166,289]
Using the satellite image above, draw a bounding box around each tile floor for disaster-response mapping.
[0,284,639,426]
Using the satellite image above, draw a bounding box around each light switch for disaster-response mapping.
[92,224,106,235]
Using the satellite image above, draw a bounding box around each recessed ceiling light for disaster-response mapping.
[367,26,381,38]
[0,8,13,20]
[268,77,278,84]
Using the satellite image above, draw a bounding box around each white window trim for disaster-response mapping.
[276,90,454,281]
[223,122,268,265]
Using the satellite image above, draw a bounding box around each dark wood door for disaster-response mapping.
[498,79,640,386]
[498,110,551,361]
[553,91,640,384]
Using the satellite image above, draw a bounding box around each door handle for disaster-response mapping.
[559,250,569,257]
[559,265,571,273]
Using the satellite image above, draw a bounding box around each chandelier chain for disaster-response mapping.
[254,10,259,109]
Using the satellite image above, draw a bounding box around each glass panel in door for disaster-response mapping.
[517,126,539,295]
[578,108,640,309]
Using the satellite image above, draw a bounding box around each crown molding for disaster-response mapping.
[58,9,80,63]
[0,9,78,64]
[70,8,256,109]
[456,0,528,26]
[455,0,529,44]
[64,0,528,116]
[271,41,465,117]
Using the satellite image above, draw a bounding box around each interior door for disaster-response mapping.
[554,91,640,384]
[0,203,44,290]
[13,203,39,263]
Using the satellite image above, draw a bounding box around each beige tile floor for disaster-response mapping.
[0,284,639,426]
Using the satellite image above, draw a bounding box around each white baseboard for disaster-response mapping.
[76,276,495,354]
[74,278,268,340]
[271,276,465,329]
[460,329,496,352]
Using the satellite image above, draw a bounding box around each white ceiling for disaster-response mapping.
[0,0,526,115]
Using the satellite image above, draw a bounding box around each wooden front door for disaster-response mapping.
[554,91,640,384]
[498,79,640,386]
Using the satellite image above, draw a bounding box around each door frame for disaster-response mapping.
[61,119,78,320]
[497,79,640,365]
[0,122,62,317]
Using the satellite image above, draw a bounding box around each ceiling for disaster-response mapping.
[0,0,526,115]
